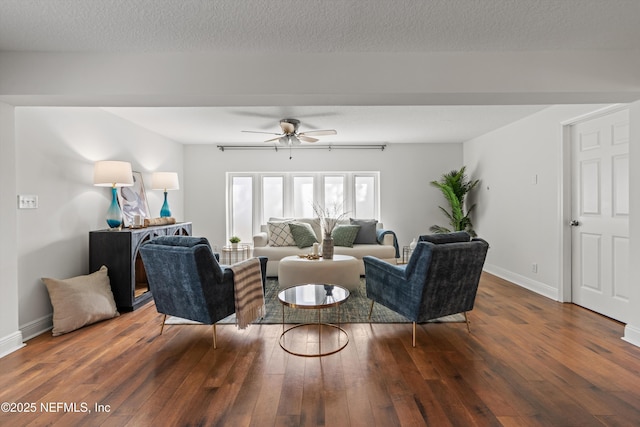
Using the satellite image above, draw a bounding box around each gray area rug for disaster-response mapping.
[167,278,464,325]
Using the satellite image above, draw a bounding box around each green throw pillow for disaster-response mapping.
[288,222,319,248]
[332,225,361,247]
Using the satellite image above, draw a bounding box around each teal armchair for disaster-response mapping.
[139,235,267,348]
[364,231,489,346]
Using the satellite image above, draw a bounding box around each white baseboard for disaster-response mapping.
[483,264,560,301]
[0,331,25,359]
[622,324,640,348]
[20,314,52,342]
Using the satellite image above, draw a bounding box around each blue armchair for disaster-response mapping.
[139,235,267,348]
[363,231,489,346]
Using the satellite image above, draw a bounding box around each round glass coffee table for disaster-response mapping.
[277,283,350,357]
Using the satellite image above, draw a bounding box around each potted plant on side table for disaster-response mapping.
[229,236,241,249]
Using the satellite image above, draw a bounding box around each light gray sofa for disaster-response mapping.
[253,218,398,277]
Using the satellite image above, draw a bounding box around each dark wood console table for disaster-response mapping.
[89,222,192,311]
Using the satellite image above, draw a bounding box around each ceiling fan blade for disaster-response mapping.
[264,136,282,143]
[242,130,283,135]
[299,129,337,137]
[298,135,319,143]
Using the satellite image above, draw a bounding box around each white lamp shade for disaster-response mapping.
[151,172,180,191]
[93,161,134,187]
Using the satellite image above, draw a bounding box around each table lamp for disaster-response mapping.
[151,172,179,217]
[93,160,134,229]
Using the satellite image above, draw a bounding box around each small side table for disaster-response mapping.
[400,246,413,264]
[278,283,350,357]
[221,243,251,264]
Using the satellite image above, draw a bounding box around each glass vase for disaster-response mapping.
[160,191,171,217]
[105,187,123,229]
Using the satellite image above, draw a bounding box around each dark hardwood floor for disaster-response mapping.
[1,273,639,426]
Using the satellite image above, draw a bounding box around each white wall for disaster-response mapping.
[184,143,462,251]
[463,105,610,299]
[13,107,184,338]
[0,103,23,357]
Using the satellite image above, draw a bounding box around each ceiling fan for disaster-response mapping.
[242,118,337,145]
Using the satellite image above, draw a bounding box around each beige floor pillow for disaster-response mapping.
[42,265,119,336]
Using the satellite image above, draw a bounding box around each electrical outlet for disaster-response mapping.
[18,195,39,209]
[532,263,538,273]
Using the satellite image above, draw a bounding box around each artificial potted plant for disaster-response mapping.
[430,166,479,237]
[229,236,241,249]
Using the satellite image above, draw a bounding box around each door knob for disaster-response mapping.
[570,220,580,226]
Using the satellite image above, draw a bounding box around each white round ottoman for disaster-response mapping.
[278,254,361,290]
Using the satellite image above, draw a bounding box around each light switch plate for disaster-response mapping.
[18,194,39,209]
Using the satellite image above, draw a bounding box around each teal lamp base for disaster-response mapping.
[160,191,171,217]
[105,187,123,229]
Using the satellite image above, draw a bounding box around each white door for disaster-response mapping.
[571,109,629,323]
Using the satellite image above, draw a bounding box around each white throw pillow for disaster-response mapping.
[268,221,296,246]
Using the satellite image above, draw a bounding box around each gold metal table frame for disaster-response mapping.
[277,284,350,357]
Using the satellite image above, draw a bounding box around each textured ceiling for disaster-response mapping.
[1,0,639,53]
[1,0,637,144]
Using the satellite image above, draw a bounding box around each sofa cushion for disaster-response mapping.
[332,224,360,247]
[350,218,378,244]
[254,244,304,261]
[268,221,295,246]
[289,222,319,248]
[42,265,119,336]
[293,218,322,241]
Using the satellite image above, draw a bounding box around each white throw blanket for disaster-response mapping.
[230,258,265,329]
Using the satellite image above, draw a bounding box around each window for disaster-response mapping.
[324,175,345,214]
[293,176,314,218]
[262,176,283,220]
[227,172,380,241]
[229,176,253,242]
[354,175,376,218]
